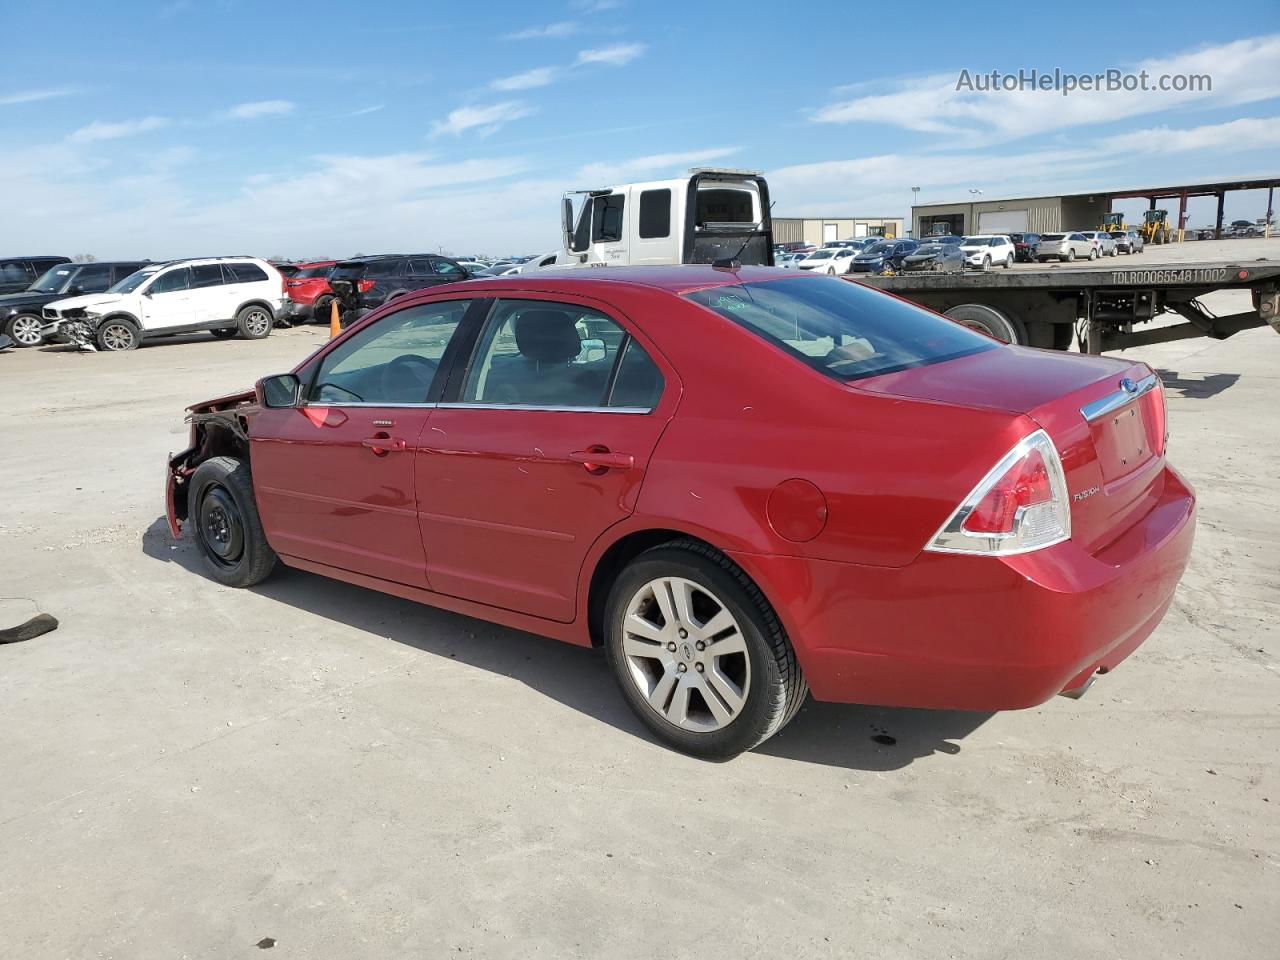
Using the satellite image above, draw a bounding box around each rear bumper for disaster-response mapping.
[732,464,1196,710]
[279,300,313,322]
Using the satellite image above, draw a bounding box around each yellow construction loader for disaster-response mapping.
[1099,212,1127,232]
[1140,209,1172,245]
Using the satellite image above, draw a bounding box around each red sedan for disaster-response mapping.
[166,267,1195,758]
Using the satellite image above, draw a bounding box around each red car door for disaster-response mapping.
[250,297,476,587]
[415,296,675,622]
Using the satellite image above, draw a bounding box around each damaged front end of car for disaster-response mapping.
[166,389,259,538]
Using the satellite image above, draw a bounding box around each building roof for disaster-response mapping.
[914,172,1280,209]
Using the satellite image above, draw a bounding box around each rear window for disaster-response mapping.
[225,262,269,283]
[683,276,995,382]
[1040,233,1064,241]
[294,265,333,279]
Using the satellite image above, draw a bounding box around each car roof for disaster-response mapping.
[438,264,823,297]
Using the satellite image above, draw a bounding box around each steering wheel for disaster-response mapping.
[381,354,437,402]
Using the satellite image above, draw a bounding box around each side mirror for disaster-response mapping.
[258,373,302,408]
[142,289,153,298]
[67,285,84,296]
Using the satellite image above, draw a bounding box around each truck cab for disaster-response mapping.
[560,168,774,268]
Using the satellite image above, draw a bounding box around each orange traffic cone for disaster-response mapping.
[329,298,341,339]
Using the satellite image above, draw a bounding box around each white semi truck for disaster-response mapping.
[557,168,775,268]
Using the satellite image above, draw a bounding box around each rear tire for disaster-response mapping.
[188,456,278,588]
[96,317,140,351]
[944,303,1026,344]
[1064,250,1075,262]
[604,541,807,759]
[4,312,44,347]
[313,295,335,326]
[236,305,273,340]
[1004,254,1014,269]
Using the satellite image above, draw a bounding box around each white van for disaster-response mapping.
[42,257,286,351]
[560,168,775,268]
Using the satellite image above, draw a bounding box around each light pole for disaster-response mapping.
[968,189,982,235]
[910,186,920,236]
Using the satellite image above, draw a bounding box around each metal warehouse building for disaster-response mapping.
[911,194,1108,238]
[773,216,905,246]
[911,175,1280,239]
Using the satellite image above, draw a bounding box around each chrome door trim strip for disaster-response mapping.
[434,403,652,414]
[1080,373,1158,423]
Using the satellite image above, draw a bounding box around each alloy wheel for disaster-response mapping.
[620,576,751,732]
[101,323,135,351]
[10,315,43,346]
[245,310,270,337]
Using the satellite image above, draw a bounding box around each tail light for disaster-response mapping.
[926,430,1071,556]
[357,278,375,293]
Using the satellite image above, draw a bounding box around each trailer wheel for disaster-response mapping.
[944,304,1025,345]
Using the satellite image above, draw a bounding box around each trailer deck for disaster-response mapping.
[855,260,1280,353]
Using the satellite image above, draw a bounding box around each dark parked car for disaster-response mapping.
[1008,233,1041,263]
[328,254,473,321]
[900,241,963,273]
[849,239,919,274]
[1,256,71,295]
[0,260,150,347]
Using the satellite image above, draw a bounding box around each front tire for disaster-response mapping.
[604,541,806,759]
[189,456,278,588]
[5,313,44,347]
[236,305,273,340]
[96,317,140,351]
[981,255,991,272]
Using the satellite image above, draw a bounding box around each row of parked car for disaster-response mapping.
[772,227,1148,277]
[0,251,539,351]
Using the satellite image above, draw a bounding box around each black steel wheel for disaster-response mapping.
[189,456,278,587]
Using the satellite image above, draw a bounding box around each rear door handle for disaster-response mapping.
[569,447,633,472]
[362,435,406,455]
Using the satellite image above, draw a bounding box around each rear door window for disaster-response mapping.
[191,264,227,288]
[461,300,640,408]
[225,262,269,283]
[1,261,34,285]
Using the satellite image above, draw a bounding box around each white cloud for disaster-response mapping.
[505,20,580,40]
[810,34,1280,145]
[491,67,560,91]
[345,104,385,118]
[432,100,536,137]
[576,147,741,184]
[67,116,170,143]
[226,100,295,119]
[575,42,645,67]
[1,88,77,107]
[572,0,622,11]
[1101,116,1280,154]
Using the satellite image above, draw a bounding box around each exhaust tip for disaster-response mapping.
[1058,671,1098,700]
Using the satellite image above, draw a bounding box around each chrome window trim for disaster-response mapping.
[301,401,438,409]
[436,402,653,414]
[1080,373,1158,423]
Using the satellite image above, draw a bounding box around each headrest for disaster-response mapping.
[514,310,580,365]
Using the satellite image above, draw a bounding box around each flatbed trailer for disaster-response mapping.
[854,261,1280,354]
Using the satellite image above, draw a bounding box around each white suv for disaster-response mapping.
[959,235,1016,270]
[42,257,285,351]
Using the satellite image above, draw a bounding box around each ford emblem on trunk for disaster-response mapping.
[1120,377,1138,394]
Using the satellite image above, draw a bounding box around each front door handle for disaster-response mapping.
[362,434,406,455]
[569,447,633,473]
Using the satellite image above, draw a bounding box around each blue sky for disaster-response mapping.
[2,0,1278,259]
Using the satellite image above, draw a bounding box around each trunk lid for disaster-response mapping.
[858,345,1167,553]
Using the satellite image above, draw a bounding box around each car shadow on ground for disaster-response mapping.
[142,517,990,771]
[1155,369,1240,400]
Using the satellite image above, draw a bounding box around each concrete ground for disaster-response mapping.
[1,245,1277,958]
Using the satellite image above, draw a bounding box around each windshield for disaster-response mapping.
[683,277,995,382]
[807,250,833,260]
[915,245,942,254]
[110,269,159,293]
[961,237,987,245]
[863,242,892,255]
[30,265,76,293]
